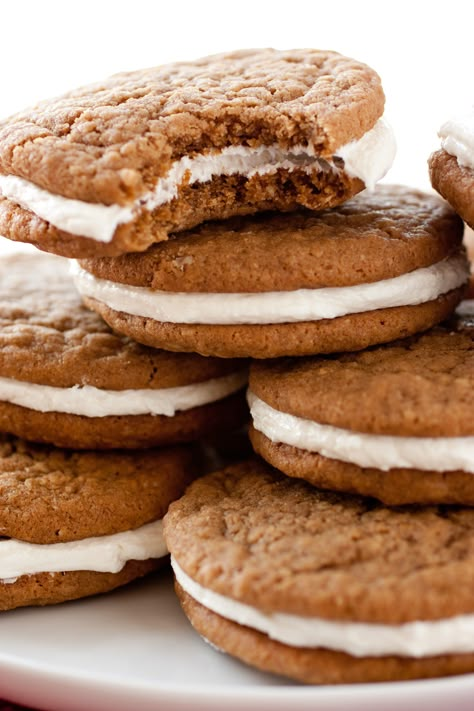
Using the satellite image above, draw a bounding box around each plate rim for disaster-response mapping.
[1,646,474,703]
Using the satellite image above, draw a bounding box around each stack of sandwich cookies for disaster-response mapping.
[164,459,474,684]
[0,252,247,449]
[2,44,473,688]
[73,186,468,358]
[248,309,474,505]
[0,437,197,610]
[0,49,394,257]
[429,108,474,230]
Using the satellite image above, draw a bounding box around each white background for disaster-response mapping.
[0,0,471,192]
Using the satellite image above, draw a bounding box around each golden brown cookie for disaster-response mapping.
[76,186,468,358]
[0,252,247,448]
[249,311,474,505]
[430,150,474,231]
[429,111,474,230]
[0,49,392,257]
[0,436,198,610]
[165,459,474,684]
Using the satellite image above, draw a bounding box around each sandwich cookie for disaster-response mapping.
[165,459,474,684]
[429,108,474,230]
[0,436,197,610]
[0,253,247,449]
[74,186,468,359]
[249,310,474,505]
[0,49,394,258]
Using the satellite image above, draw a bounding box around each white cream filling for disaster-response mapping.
[335,117,396,188]
[249,392,474,473]
[457,298,474,316]
[0,175,134,243]
[0,371,247,418]
[0,520,167,583]
[440,109,474,171]
[71,253,468,326]
[172,558,474,657]
[0,118,395,243]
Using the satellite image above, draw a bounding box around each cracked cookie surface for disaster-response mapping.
[248,313,474,505]
[165,459,474,623]
[0,438,198,610]
[0,49,383,203]
[166,459,474,683]
[0,437,197,543]
[0,252,247,448]
[249,314,474,438]
[0,253,241,388]
[0,49,385,256]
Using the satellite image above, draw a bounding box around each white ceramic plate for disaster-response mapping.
[0,569,473,711]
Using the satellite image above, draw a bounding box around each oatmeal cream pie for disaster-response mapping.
[74,186,468,359]
[0,437,197,610]
[249,309,474,505]
[0,252,247,449]
[429,108,474,230]
[0,49,394,258]
[165,459,474,684]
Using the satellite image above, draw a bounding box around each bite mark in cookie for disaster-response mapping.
[0,49,392,256]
